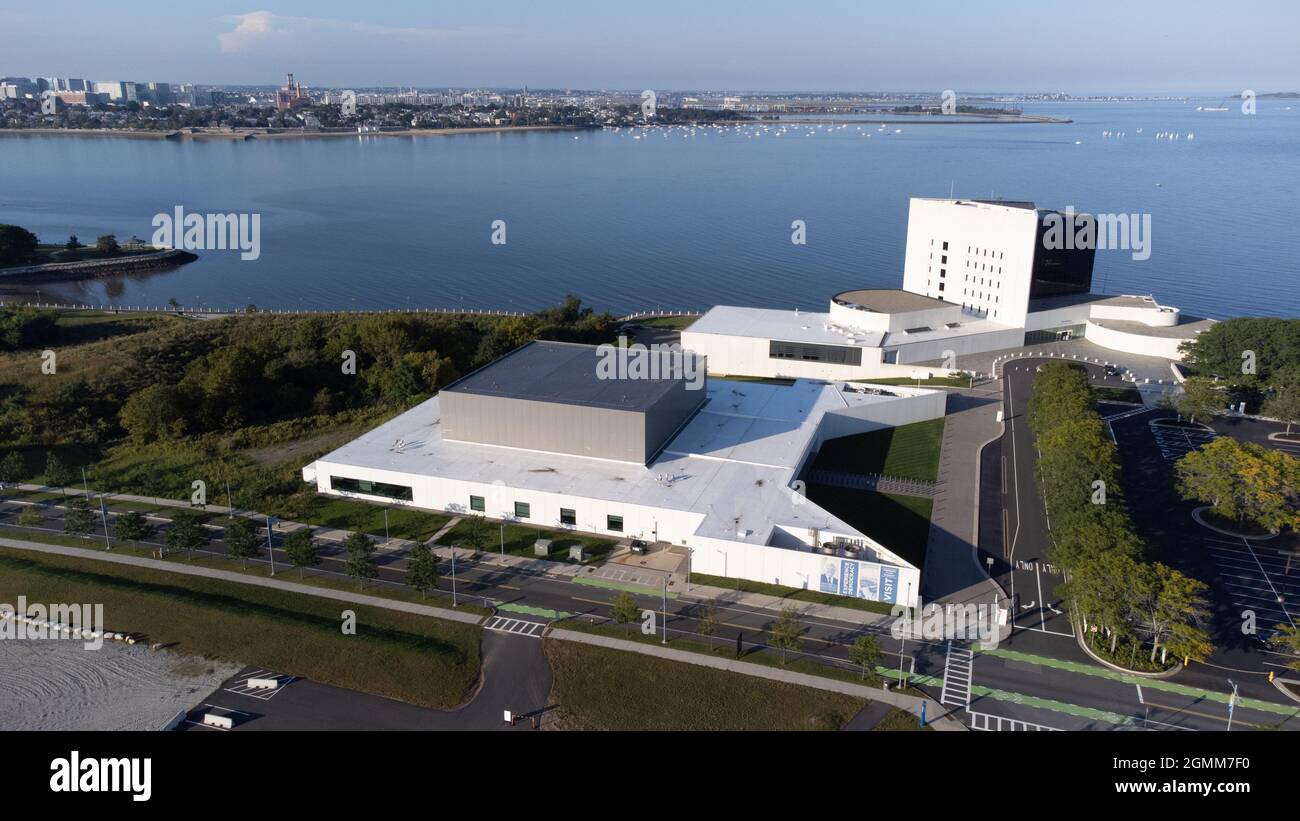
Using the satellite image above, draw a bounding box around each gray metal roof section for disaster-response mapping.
[442,340,694,411]
[833,288,951,314]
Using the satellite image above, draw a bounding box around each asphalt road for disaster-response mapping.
[5,487,1297,731]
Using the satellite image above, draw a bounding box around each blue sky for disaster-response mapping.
[2,1,1296,92]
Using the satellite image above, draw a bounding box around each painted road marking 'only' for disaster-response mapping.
[485,616,546,638]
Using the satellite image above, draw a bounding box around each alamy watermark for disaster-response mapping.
[151,206,261,261]
[1,596,105,650]
[595,341,705,390]
[1041,206,1151,261]
[890,596,1001,648]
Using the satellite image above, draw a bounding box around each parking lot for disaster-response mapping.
[1202,535,1299,651]
[1112,409,1300,673]
[1149,420,1217,461]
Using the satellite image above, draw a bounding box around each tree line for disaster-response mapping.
[1029,362,1213,668]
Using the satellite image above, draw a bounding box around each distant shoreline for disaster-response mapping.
[0,124,581,141]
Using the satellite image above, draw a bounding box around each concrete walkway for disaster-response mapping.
[0,536,483,626]
[12,483,894,626]
[921,389,1006,608]
[548,627,965,730]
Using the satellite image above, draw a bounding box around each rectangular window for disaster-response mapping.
[942,241,949,251]
[330,476,413,502]
[514,501,530,519]
[938,282,945,292]
[560,508,577,526]
[469,495,485,512]
[768,340,862,366]
[607,515,624,533]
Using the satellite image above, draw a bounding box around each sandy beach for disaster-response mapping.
[0,638,240,731]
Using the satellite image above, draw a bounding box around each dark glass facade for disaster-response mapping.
[1031,213,1096,298]
[769,340,863,366]
[329,475,413,501]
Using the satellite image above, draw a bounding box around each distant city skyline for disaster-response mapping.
[1,1,1297,94]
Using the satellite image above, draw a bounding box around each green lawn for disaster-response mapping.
[687,571,896,615]
[297,495,451,542]
[631,315,698,331]
[811,417,946,482]
[544,638,865,730]
[0,546,482,709]
[803,487,932,569]
[0,524,492,616]
[439,519,615,563]
[872,707,934,731]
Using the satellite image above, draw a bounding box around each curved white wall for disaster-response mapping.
[1085,320,1189,360]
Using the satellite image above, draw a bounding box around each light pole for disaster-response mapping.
[384,509,390,546]
[1226,679,1238,732]
[897,581,913,688]
[265,515,276,575]
[661,577,668,645]
[450,548,458,607]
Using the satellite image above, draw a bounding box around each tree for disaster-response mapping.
[848,634,883,682]
[696,604,718,651]
[224,516,260,569]
[1133,563,1213,664]
[166,510,209,559]
[1176,437,1299,533]
[406,542,439,599]
[119,384,186,441]
[459,514,490,554]
[44,452,74,495]
[112,509,154,545]
[65,235,82,250]
[63,496,95,537]
[16,505,43,528]
[280,528,318,579]
[609,591,640,635]
[1171,377,1224,425]
[770,607,802,665]
[1268,624,1300,672]
[94,234,120,255]
[1262,369,1300,435]
[0,450,25,490]
[343,530,377,589]
[0,224,39,266]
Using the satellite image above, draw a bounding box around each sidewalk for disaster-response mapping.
[549,627,966,730]
[12,483,900,627]
[921,390,1006,608]
[0,536,484,627]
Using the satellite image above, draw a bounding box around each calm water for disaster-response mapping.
[1,101,1297,319]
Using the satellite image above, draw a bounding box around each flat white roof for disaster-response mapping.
[313,378,921,566]
[685,305,886,347]
[685,304,1018,349]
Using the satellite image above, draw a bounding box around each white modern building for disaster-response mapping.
[304,341,941,608]
[682,198,1214,381]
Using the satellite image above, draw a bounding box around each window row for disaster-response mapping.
[467,495,623,532]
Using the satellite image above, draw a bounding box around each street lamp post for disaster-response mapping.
[898,581,913,688]
[661,577,668,645]
[265,515,276,575]
[1226,679,1238,732]
[450,548,458,607]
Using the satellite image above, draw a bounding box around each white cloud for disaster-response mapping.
[216,10,501,54]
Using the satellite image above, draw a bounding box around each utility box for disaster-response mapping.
[568,544,587,562]
[533,539,552,558]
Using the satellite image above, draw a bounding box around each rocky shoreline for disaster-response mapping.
[0,249,199,282]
